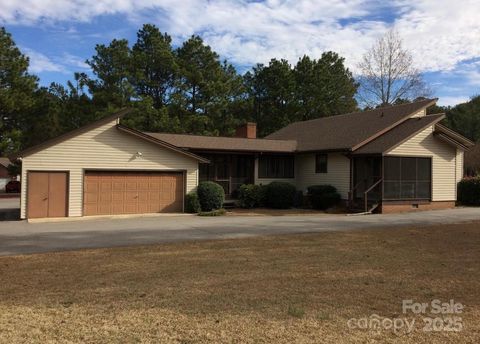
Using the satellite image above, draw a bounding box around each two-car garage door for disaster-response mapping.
[83,171,184,216]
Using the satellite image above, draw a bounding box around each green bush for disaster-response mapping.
[458,177,480,205]
[197,181,225,211]
[238,184,267,208]
[307,185,341,210]
[265,181,296,209]
[185,191,201,213]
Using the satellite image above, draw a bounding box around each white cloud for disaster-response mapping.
[21,48,88,75]
[2,0,480,76]
[22,48,66,73]
[437,96,471,107]
[61,53,89,70]
[394,0,480,72]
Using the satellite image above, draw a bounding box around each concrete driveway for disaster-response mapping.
[0,207,479,256]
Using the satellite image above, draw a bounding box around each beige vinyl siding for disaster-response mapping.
[456,149,464,183]
[20,120,198,218]
[386,125,457,201]
[410,108,426,118]
[253,157,295,185]
[295,153,351,199]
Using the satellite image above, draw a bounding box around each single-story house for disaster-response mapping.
[14,98,474,219]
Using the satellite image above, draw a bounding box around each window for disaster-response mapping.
[315,154,328,173]
[258,155,294,178]
[383,157,432,200]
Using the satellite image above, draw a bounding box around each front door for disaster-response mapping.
[27,171,68,218]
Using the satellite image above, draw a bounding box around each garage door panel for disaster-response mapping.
[112,191,124,201]
[84,204,97,216]
[84,171,183,216]
[112,203,124,214]
[126,181,137,190]
[112,180,124,191]
[100,181,112,191]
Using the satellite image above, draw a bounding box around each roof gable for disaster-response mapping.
[13,109,131,159]
[353,114,446,155]
[266,98,437,152]
[14,109,208,163]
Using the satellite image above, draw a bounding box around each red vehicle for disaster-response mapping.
[5,180,20,193]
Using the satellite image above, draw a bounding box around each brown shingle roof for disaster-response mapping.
[144,132,297,153]
[266,98,437,152]
[353,114,446,155]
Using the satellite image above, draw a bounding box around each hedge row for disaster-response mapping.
[238,182,341,210]
[458,177,480,206]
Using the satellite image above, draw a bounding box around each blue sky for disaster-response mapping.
[1,0,479,107]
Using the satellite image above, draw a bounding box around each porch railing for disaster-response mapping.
[364,178,383,212]
[348,179,364,205]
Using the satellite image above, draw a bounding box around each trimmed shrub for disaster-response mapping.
[265,181,296,209]
[458,177,480,205]
[307,185,341,210]
[293,190,304,208]
[238,184,267,208]
[197,181,225,211]
[185,191,201,213]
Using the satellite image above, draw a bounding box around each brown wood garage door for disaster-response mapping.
[27,171,68,219]
[83,171,184,216]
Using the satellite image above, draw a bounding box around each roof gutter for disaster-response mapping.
[434,123,475,148]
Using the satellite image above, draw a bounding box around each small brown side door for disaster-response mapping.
[27,172,68,218]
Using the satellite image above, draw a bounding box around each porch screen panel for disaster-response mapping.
[384,157,431,200]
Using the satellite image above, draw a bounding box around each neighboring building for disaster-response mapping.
[0,158,12,192]
[14,98,474,219]
[464,143,480,176]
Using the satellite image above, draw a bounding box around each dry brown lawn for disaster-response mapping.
[1,222,480,343]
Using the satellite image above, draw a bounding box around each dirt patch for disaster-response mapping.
[0,222,479,342]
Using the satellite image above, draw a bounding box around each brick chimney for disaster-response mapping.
[235,122,257,139]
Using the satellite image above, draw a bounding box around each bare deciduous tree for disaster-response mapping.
[357,29,431,107]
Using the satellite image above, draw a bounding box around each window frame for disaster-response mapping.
[383,156,432,201]
[315,153,328,174]
[258,155,295,179]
